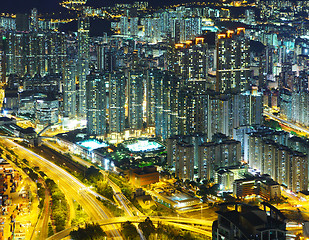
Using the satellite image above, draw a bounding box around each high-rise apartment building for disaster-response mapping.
[120,16,129,35]
[128,71,144,130]
[146,69,160,128]
[109,71,126,134]
[216,28,251,93]
[4,31,66,77]
[198,138,241,180]
[77,16,90,118]
[180,17,202,43]
[168,133,238,180]
[154,71,180,139]
[63,61,77,119]
[30,8,39,32]
[130,17,139,36]
[86,71,106,136]
[175,141,194,180]
[177,88,208,136]
[166,38,208,84]
[0,40,5,84]
[248,136,308,192]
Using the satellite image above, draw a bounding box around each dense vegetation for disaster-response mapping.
[122,218,205,240]
[46,178,69,232]
[71,223,107,240]
[108,172,134,201]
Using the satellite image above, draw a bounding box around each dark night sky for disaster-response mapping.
[0,0,195,13]
[1,0,63,13]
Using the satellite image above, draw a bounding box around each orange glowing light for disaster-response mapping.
[195,37,204,44]
[227,30,234,38]
[237,27,245,34]
[218,34,226,39]
[175,43,184,48]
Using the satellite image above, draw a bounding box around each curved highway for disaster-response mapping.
[264,111,309,135]
[0,139,123,240]
[45,216,213,240]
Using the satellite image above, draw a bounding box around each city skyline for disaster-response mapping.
[0,0,308,239]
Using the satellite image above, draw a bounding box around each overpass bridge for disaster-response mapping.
[47,216,213,240]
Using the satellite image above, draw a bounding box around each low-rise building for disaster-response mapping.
[233,176,281,200]
[259,177,281,201]
[212,202,286,240]
[216,165,248,192]
[234,178,257,198]
[129,166,159,187]
[0,120,38,146]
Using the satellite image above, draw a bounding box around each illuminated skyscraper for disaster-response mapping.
[216,28,251,93]
[177,88,208,136]
[180,17,202,43]
[63,61,77,118]
[237,90,263,127]
[175,142,194,180]
[86,70,106,136]
[30,8,39,32]
[128,71,144,130]
[130,17,139,36]
[120,16,129,35]
[96,44,105,72]
[248,137,308,192]
[0,39,6,83]
[77,16,90,118]
[109,71,126,134]
[46,32,67,75]
[146,69,162,128]
[5,32,26,76]
[154,71,180,139]
[198,138,241,180]
[166,38,208,85]
[4,31,66,77]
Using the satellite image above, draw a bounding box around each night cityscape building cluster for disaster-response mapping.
[0,0,308,239]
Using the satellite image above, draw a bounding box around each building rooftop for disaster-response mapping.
[122,139,165,153]
[77,139,109,151]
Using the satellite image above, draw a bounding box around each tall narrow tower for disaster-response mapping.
[30,8,39,32]
[86,70,107,136]
[63,60,77,118]
[77,16,90,118]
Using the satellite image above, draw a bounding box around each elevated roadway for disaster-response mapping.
[264,111,309,136]
[48,216,213,240]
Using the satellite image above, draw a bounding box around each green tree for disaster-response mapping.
[71,223,106,240]
[48,222,54,237]
[122,221,139,240]
[138,217,155,239]
[85,166,103,183]
[96,180,114,201]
